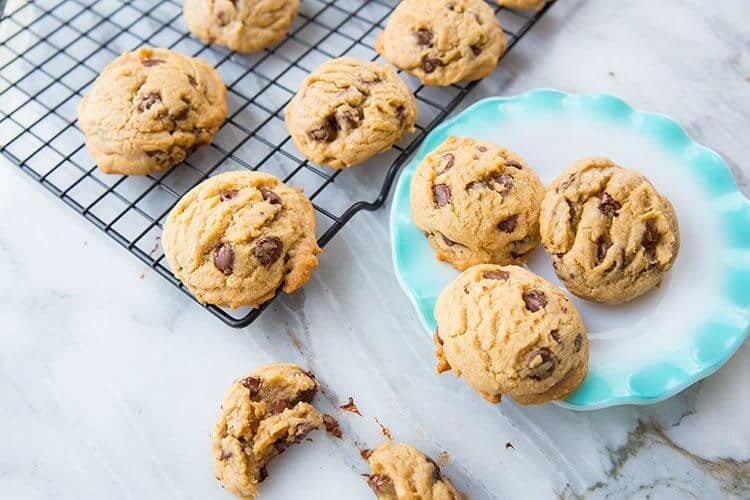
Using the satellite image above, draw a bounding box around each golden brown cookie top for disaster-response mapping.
[77,47,227,175]
[162,171,320,308]
[212,363,323,500]
[410,137,545,269]
[434,265,588,405]
[284,57,417,169]
[366,441,463,500]
[540,157,680,304]
[183,0,299,52]
[376,0,506,86]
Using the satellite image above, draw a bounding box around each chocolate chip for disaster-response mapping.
[432,184,451,207]
[642,220,660,258]
[220,189,239,201]
[188,75,197,87]
[337,108,361,129]
[138,92,161,112]
[170,106,189,121]
[498,215,518,233]
[307,116,338,142]
[269,399,289,415]
[293,422,318,443]
[296,386,317,404]
[550,329,562,343]
[524,347,558,380]
[339,397,362,416]
[413,28,434,46]
[360,448,373,460]
[367,474,393,494]
[598,192,621,216]
[505,159,523,169]
[492,173,514,194]
[260,187,281,205]
[510,249,530,259]
[483,270,509,280]
[573,333,583,353]
[274,440,287,454]
[447,2,456,10]
[440,153,455,172]
[219,449,232,460]
[141,58,164,67]
[597,235,612,263]
[522,289,547,312]
[213,243,234,275]
[558,174,576,192]
[471,44,482,56]
[259,466,268,482]
[440,233,457,246]
[253,236,282,266]
[323,414,342,438]
[394,105,406,125]
[240,376,262,397]
[476,145,487,152]
[426,457,442,481]
[422,56,442,73]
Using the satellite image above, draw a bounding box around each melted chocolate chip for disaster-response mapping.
[323,414,342,438]
[483,270,509,280]
[188,74,198,87]
[524,347,558,380]
[498,215,518,233]
[138,92,161,112]
[269,399,289,415]
[293,422,318,443]
[213,243,234,275]
[522,289,547,312]
[367,474,393,494]
[642,220,660,258]
[432,184,452,207]
[422,56,442,73]
[394,105,406,125]
[440,233,457,246]
[260,187,281,205]
[171,106,189,121]
[307,116,338,142]
[413,28,434,46]
[550,329,562,343]
[493,173,514,194]
[274,439,287,454]
[505,159,523,169]
[259,466,268,483]
[471,44,482,56]
[573,333,583,353]
[220,189,239,201]
[598,192,621,216]
[476,145,487,152]
[253,236,282,266]
[337,108,361,129]
[440,153,455,172]
[240,376,262,397]
[141,58,164,67]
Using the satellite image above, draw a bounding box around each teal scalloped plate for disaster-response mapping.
[390,89,750,410]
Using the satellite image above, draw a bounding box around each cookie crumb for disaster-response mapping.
[360,447,373,460]
[436,451,450,466]
[505,442,514,449]
[339,397,362,416]
[375,417,393,440]
[323,414,342,439]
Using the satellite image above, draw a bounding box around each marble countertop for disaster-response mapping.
[2,0,749,498]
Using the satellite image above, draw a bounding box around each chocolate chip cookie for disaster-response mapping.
[410,137,545,270]
[184,0,299,52]
[162,171,321,308]
[366,441,463,500]
[284,57,417,169]
[540,157,680,304]
[375,0,507,86]
[434,265,589,405]
[212,363,323,499]
[498,0,547,9]
[78,47,227,176]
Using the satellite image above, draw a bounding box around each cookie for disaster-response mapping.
[366,441,462,500]
[284,57,417,169]
[540,157,680,304]
[183,0,299,53]
[375,0,507,86]
[162,171,321,308]
[434,265,588,405]
[497,0,547,9]
[410,137,545,270]
[78,47,227,176]
[212,363,323,499]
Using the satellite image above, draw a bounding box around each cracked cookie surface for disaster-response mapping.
[212,363,323,499]
[410,137,545,270]
[540,157,680,304]
[366,441,463,500]
[284,57,417,169]
[162,171,320,308]
[434,265,589,405]
[375,0,506,86]
[184,0,299,52]
[78,47,227,176]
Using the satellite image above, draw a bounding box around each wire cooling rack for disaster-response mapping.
[0,0,556,327]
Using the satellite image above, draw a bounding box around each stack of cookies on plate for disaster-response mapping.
[411,137,680,405]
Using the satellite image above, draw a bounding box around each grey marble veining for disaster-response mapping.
[1,0,749,499]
